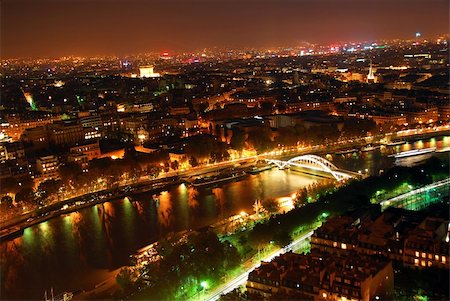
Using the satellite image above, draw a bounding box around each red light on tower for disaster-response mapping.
[161,52,171,60]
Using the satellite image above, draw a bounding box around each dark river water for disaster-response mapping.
[1,136,449,299]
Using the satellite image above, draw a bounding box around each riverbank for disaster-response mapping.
[72,268,122,300]
[2,150,447,300]
[0,162,257,241]
[2,130,449,241]
[79,179,332,301]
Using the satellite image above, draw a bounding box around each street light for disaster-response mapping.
[201,281,208,290]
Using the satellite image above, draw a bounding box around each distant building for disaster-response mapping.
[285,101,334,113]
[169,106,190,116]
[2,113,61,141]
[80,115,103,130]
[20,126,49,150]
[69,141,101,161]
[139,65,160,78]
[36,155,59,181]
[371,114,407,126]
[404,107,438,124]
[48,121,85,147]
[120,115,149,140]
[267,114,296,128]
[168,149,188,163]
[0,159,30,180]
[67,152,89,172]
[0,142,26,162]
[438,103,450,121]
[367,62,377,83]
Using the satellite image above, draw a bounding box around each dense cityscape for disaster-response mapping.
[1,0,449,300]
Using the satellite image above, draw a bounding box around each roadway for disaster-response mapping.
[0,160,255,239]
[203,231,314,301]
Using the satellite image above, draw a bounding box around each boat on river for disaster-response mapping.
[334,148,358,155]
[0,226,24,241]
[248,164,274,174]
[391,147,436,159]
[386,140,406,146]
[392,147,436,166]
[191,170,247,188]
[361,144,380,152]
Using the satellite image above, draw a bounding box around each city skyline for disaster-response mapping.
[0,1,449,300]
[1,0,449,59]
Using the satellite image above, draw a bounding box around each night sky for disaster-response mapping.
[1,0,448,58]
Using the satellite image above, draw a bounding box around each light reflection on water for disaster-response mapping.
[0,136,448,299]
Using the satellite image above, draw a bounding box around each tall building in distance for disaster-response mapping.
[293,69,300,85]
[367,61,376,83]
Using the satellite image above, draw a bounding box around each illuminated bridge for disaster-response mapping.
[266,154,355,181]
[379,178,450,211]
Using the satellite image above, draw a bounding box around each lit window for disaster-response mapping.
[442,256,447,264]
[421,252,426,258]
[415,251,420,257]
[414,259,419,265]
[341,243,347,250]
[322,292,327,298]
[435,255,440,261]
[421,260,426,267]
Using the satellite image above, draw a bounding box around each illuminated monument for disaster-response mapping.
[139,65,160,78]
[367,61,376,83]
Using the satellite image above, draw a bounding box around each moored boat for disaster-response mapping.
[248,164,273,174]
[387,140,406,146]
[191,170,247,187]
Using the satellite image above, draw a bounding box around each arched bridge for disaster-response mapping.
[266,154,355,181]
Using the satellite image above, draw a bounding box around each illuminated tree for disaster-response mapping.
[116,267,134,292]
[262,198,279,213]
[230,128,246,151]
[59,162,83,186]
[247,127,273,153]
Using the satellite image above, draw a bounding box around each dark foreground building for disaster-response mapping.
[247,249,393,301]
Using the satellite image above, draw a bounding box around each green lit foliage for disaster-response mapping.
[244,157,449,257]
[295,188,308,207]
[369,157,449,206]
[131,230,241,300]
[394,264,449,300]
[414,292,428,301]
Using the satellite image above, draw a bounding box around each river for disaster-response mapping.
[1,135,449,299]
